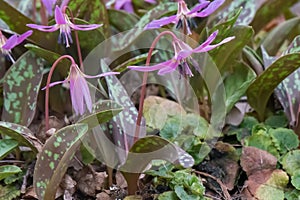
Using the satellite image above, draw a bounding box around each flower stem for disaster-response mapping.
[134,31,177,143]
[45,55,76,131]
[65,7,84,72]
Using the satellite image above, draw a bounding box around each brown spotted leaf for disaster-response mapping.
[246,53,300,121]
[2,51,45,126]
[34,124,88,200]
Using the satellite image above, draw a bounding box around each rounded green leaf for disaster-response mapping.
[0,165,22,181]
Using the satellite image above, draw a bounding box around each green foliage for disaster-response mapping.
[0,165,22,181]
[0,139,18,160]
[2,52,45,126]
[282,150,300,176]
[0,185,21,200]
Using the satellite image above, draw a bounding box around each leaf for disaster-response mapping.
[246,53,300,121]
[34,124,88,200]
[0,185,21,200]
[291,169,300,190]
[113,2,177,51]
[0,139,18,160]
[285,188,300,200]
[261,17,300,56]
[0,121,39,153]
[108,9,139,31]
[77,100,123,129]
[0,165,22,181]
[265,113,288,128]
[174,185,200,200]
[224,62,256,112]
[251,0,299,32]
[158,191,178,200]
[2,51,45,126]
[269,128,299,155]
[281,150,300,176]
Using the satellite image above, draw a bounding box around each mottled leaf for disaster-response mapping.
[174,185,199,200]
[281,150,300,176]
[108,9,139,31]
[246,53,300,121]
[251,0,299,32]
[0,184,21,200]
[261,17,300,56]
[269,128,299,155]
[0,121,39,153]
[0,165,21,181]
[113,2,177,51]
[0,139,18,160]
[158,191,178,200]
[34,124,88,200]
[2,51,44,126]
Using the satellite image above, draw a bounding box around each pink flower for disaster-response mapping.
[128,30,234,77]
[44,63,119,115]
[27,6,102,47]
[0,30,33,62]
[41,0,70,16]
[144,0,224,35]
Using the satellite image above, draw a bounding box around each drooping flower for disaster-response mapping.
[128,30,234,77]
[27,6,102,47]
[144,0,225,35]
[44,63,119,115]
[0,30,33,62]
[112,0,156,13]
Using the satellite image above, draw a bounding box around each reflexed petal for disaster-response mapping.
[80,77,93,113]
[70,23,102,31]
[72,76,85,115]
[123,2,134,13]
[2,30,32,50]
[115,0,129,10]
[83,71,119,79]
[195,0,225,17]
[41,80,67,90]
[196,36,235,52]
[128,60,174,72]
[54,6,66,24]
[17,30,33,44]
[145,0,156,4]
[41,0,56,15]
[157,60,179,75]
[187,1,210,15]
[177,50,193,60]
[26,24,59,32]
[193,30,218,52]
[144,15,177,30]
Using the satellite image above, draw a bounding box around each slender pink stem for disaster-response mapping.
[45,55,75,131]
[65,7,84,72]
[40,0,48,25]
[134,31,177,142]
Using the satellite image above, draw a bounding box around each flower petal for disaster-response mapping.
[187,1,210,15]
[128,60,174,72]
[16,30,33,44]
[2,30,32,50]
[197,36,235,52]
[145,0,156,4]
[195,0,225,17]
[80,77,93,113]
[41,80,66,90]
[193,30,218,52]
[26,24,59,32]
[157,60,179,75]
[83,71,119,79]
[70,23,102,31]
[71,76,84,115]
[41,0,56,15]
[144,15,177,30]
[54,6,66,24]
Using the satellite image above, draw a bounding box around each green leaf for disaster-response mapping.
[34,124,88,200]
[0,121,39,153]
[160,116,182,140]
[0,165,22,181]
[265,114,288,128]
[0,139,18,160]
[282,150,300,176]
[291,169,300,190]
[113,2,177,51]
[246,53,300,121]
[108,9,139,31]
[2,51,45,126]
[251,0,299,32]
[0,185,21,200]
[269,128,299,155]
[224,62,256,112]
[174,185,200,200]
[158,191,178,200]
[285,188,300,200]
[261,17,300,56]
[77,100,123,129]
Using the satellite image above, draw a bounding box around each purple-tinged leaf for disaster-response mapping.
[34,124,88,200]
[0,121,41,153]
[2,51,45,126]
[247,53,300,121]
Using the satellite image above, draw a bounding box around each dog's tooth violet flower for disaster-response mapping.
[144,0,224,35]
[128,30,234,77]
[44,63,119,115]
[27,6,102,47]
[0,30,33,62]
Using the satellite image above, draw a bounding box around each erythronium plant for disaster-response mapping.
[41,0,70,16]
[27,6,102,47]
[128,30,235,77]
[0,30,33,63]
[43,55,119,130]
[144,0,225,35]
